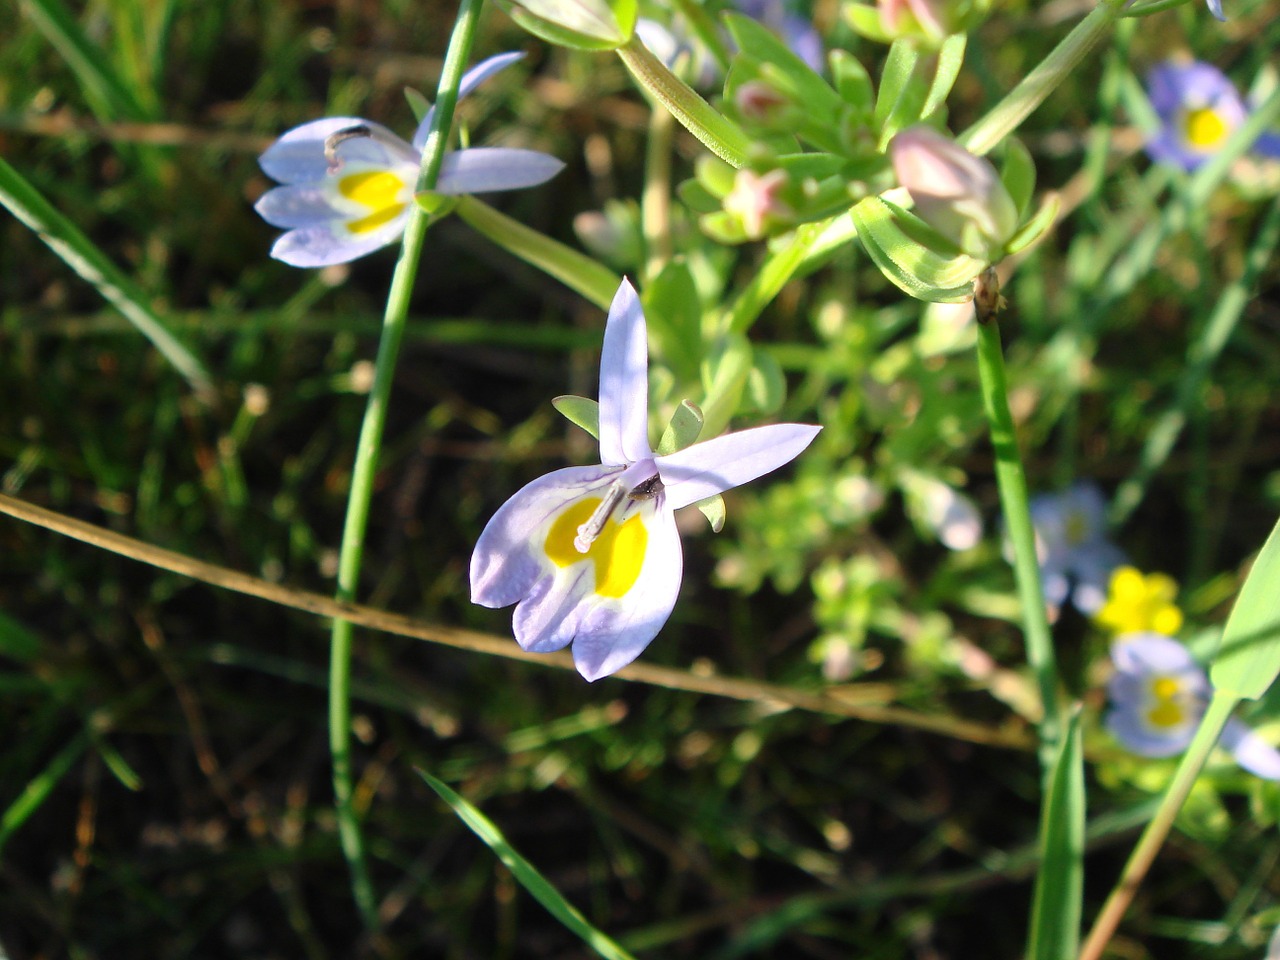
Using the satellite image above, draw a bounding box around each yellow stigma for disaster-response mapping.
[1095,566,1184,636]
[1183,107,1229,150]
[337,170,407,234]
[544,497,648,599]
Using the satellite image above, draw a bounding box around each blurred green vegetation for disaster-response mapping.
[3,0,1280,957]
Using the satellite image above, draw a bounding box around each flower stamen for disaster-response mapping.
[574,479,628,553]
[324,125,373,174]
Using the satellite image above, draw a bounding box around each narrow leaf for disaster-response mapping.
[657,400,705,455]
[922,33,967,121]
[1212,514,1280,701]
[1027,708,1084,960]
[419,770,639,960]
[553,396,601,439]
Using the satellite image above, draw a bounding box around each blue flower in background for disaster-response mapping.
[255,53,564,267]
[1107,633,1280,780]
[1146,61,1246,171]
[1027,482,1124,616]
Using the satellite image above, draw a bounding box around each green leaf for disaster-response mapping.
[746,350,786,414]
[850,196,986,302]
[831,49,875,112]
[419,769,639,960]
[1027,709,1084,960]
[455,197,621,311]
[657,400,705,455]
[404,87,432,123]
[1212,514,1280,701]
[1000,138,1037,216]
[699,333,754,436]
[696,493,727,532]
[723,14,841,118]
[553,396,601,440]
[842,3,893,43]
[643,261,704,382]
[922,33,966,121]
[1004,193,1060,257]
[874,39,926,141]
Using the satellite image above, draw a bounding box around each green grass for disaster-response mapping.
[3,0,1280,957]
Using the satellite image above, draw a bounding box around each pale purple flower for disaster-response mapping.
[1028,482,1125,616]
[1107,633,1280,780]
[255,53,564,267]
[1146,61,1246,171]
[470,280,821,681]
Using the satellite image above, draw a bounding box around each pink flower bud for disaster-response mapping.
[889,126,1019,259]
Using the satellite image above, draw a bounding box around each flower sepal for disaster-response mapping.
[496,0,637,50]
[552,395,601,439]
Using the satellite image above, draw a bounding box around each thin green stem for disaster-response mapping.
[959,0,1124,157]
[974,294,1061,778]
[327,0,486,929]
[1077,692,1240,960]
[615,35,753,168]
[642,100,675,284]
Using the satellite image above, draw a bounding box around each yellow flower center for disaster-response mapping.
[1182,107,1229,151]
[1095,566,1184,636]
[1145,675,1188,729]
[1064,510,1089,546]
[544,497,648,599]
[337,171,407,234]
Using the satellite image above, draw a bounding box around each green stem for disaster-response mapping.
[642,100,675,284]
[1077,691,1240,960]
[959,0,1124,157]
[615,35,753,168]
[327,0,486,929]
[721,220,827,335]
[974,297,1061,778]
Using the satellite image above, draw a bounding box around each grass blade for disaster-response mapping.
[0,156,213,399]
[1027,708,1084,960]
[419,769,639,960]
[1212,513,1280,701]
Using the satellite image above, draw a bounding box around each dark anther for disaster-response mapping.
[324,125,373,174]
[628,476,664,501]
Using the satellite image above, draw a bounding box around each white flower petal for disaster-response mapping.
[268,216,409,267]
[657,423,821,510]
[412,51,527,150]
[1221,718,1280,780]
[254,183,344,228]
[260,119,415,184]
[597,280,653,466]
[571,502,684,681]
[433,148,565,195]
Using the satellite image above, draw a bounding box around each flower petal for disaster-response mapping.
[570,502,683,681]
[471,464,622,611]
[433,148,565,195]
[254,183,344,228]
[260,119,416,184]
[597,279,653,466]
[657,423,821,510]
[1205,0,1225,20]
[1106,703,1192,757]
[268,216,408,267]
[1111,632,1201,678]
[1221,718,1280,780]
[412,51,527,150]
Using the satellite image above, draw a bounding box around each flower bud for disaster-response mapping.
[497,0,635,50]
[721,168,796,240]
[889,126,1019,260]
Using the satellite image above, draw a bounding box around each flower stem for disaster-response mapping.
[973,273,1061,779]
[616,35,753,168]
[958,0,1124,157]
[327,0,485,929]
[642,99,675,284]
[1077,691,1239,960]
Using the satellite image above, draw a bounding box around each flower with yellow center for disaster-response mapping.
[470,280,821,681]
[1107,633,1280,779]
[1095,566,1184,636]
[254,52,564,267]
[1145,60,1246,172]
[1026,482,1125,616]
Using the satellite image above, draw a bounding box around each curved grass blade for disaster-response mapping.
[0,157,213,399]
[419,769,638,960]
